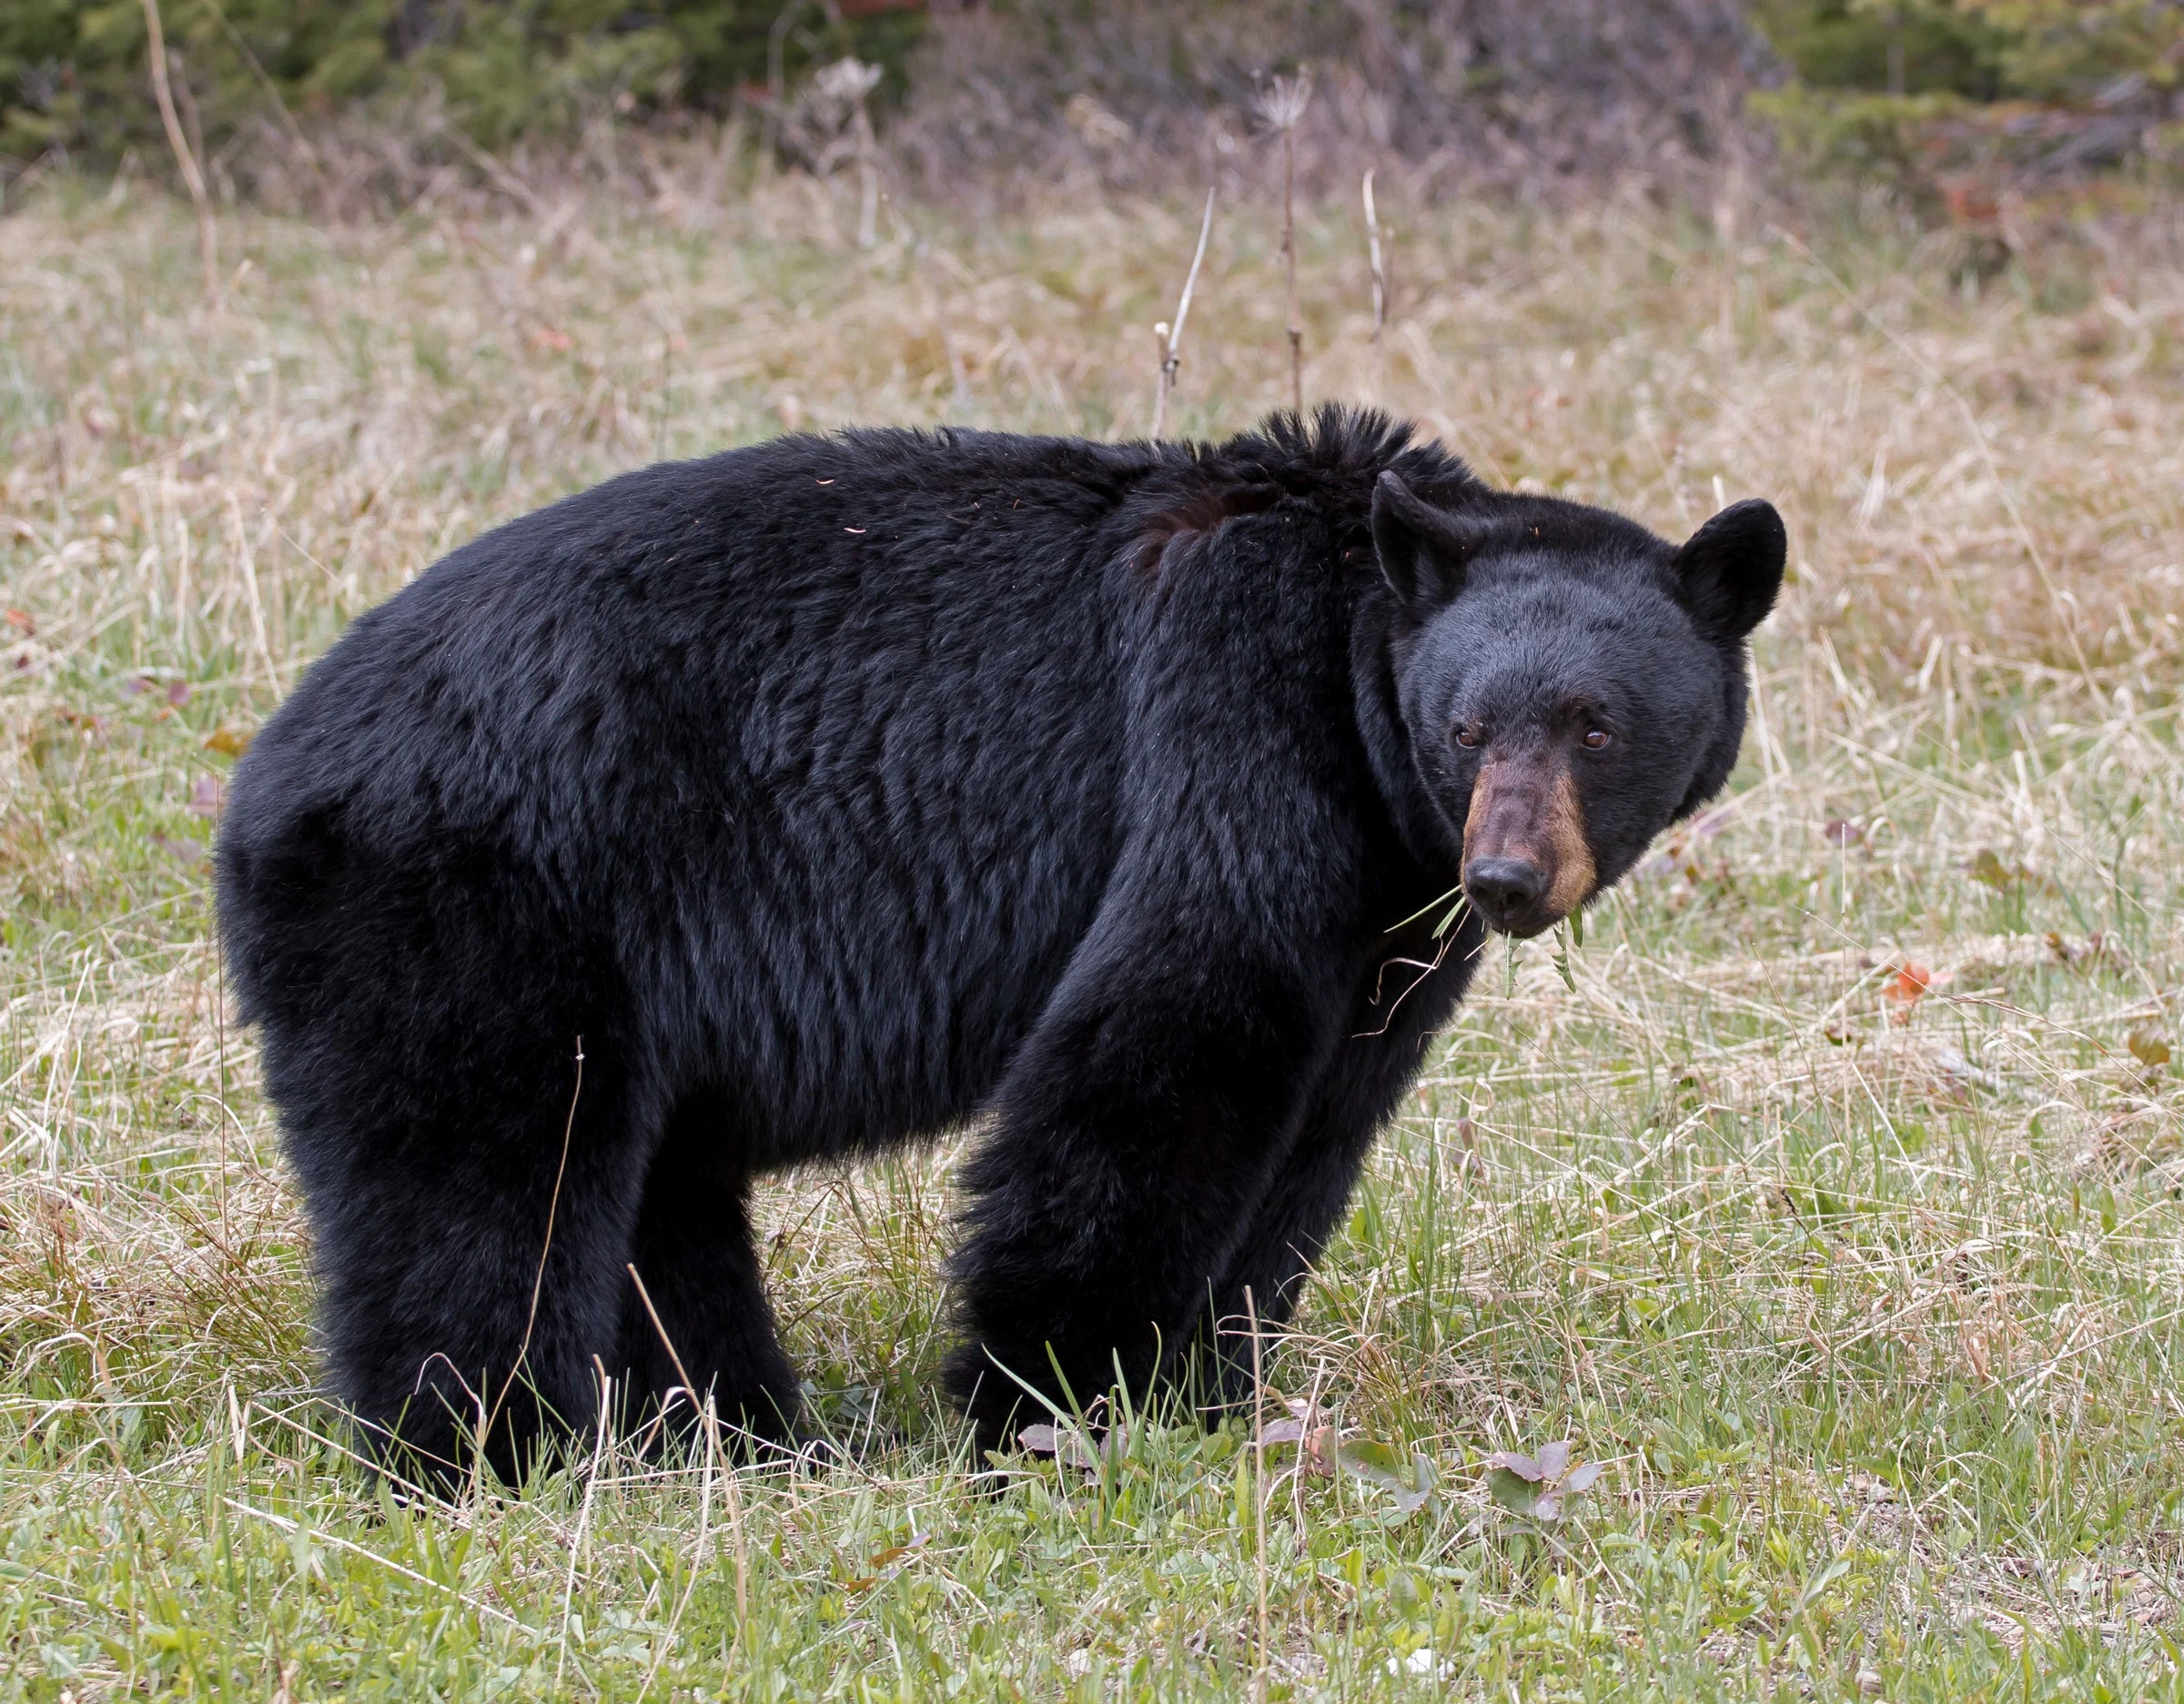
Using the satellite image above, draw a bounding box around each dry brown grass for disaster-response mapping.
[1,166,2180,1697]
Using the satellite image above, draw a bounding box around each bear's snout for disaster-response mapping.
[1461,755,1596,936]
[1464,855,1544,930]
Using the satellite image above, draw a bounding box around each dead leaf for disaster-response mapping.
[188,775,225,820]
[167,680,191,708]
[1885,963,1931,1022]
[3,609,32,636]
[2048,931,2117,970]
[1017,1421,1105,1474]
[844,1531,929,1590]
[1824,818,1866,848]
[531,325,573,353]
[150,831,208,869]
[1253,1395,1341,1477]
[204,726,253,757]
[2128,1027,2171,1069]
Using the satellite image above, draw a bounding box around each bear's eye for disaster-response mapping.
[1582,727,1612,750]
[1454,724,1481,750]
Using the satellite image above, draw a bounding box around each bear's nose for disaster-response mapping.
[1464,856,1544,928]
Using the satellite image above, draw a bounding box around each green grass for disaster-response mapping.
[2,167,2181,1699]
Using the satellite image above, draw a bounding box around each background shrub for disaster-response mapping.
[1,1,2178,203]
[0,0,928,170]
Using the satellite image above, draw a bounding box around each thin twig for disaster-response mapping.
[723,1391,750,1641]
[635,1389,714,1703]
[487,1038,583,1456]
[765,0,819,161]
[1257,70,1310,415]
[627,1263,748,1631]
[224,1498,524,1630]
[853,92,879,251]
[1150,321,1173,441]
[1151,189,1215,440]
[1362,168,1386,344]
[197,0,316,168]
[141,0,219,302]
[244,1399,439,1505]
[554,1366,613,1689]
[441,126,549,217]
[1246,1285,1269,1704]
[1283,130,1301,415]
[228,492,279,691]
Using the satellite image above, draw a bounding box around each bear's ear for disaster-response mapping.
[1371,470,1491,613]
[1672,499,1786,644]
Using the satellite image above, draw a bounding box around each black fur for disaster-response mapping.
[216,407,1783,1481]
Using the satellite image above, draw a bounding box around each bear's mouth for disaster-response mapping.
[1460,757,1595,937]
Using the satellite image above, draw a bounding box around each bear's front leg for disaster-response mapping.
[940,499,1382,1454]
[944,922,1350,1456]
[1195,902,1486,1408]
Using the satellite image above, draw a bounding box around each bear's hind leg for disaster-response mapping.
[617,1103,800,1457]
[285,1037,653,1492]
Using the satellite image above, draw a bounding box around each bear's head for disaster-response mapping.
[1372,469,1785,938]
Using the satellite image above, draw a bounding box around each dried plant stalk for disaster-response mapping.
[1363,168,1386,344]
[1150,321,1173,440]
[810,56,885,250]
[1247,1284,1269,1704]
[853,92,880,250]
[141,0,219,302]
[1259,71,1312,416]
[1150,189,1215,440]
[1283,132,1301,414]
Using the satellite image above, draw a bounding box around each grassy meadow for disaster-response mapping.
[2,165,2182,1699]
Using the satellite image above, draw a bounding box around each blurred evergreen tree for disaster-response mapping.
[1,0,925,169]
[1748,0,2181,181]
[4,1,2177,184]
[1961,0,2184,105]
[1754,0,2183,102]
[1748,1,2007,97]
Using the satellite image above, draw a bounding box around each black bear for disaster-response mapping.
[217,407,1784,1484]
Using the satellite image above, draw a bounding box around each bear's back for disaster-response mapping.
[221,429,1198,1146]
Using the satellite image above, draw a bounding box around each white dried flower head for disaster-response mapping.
[1257,69,1312,134]
[813,57,884,107]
